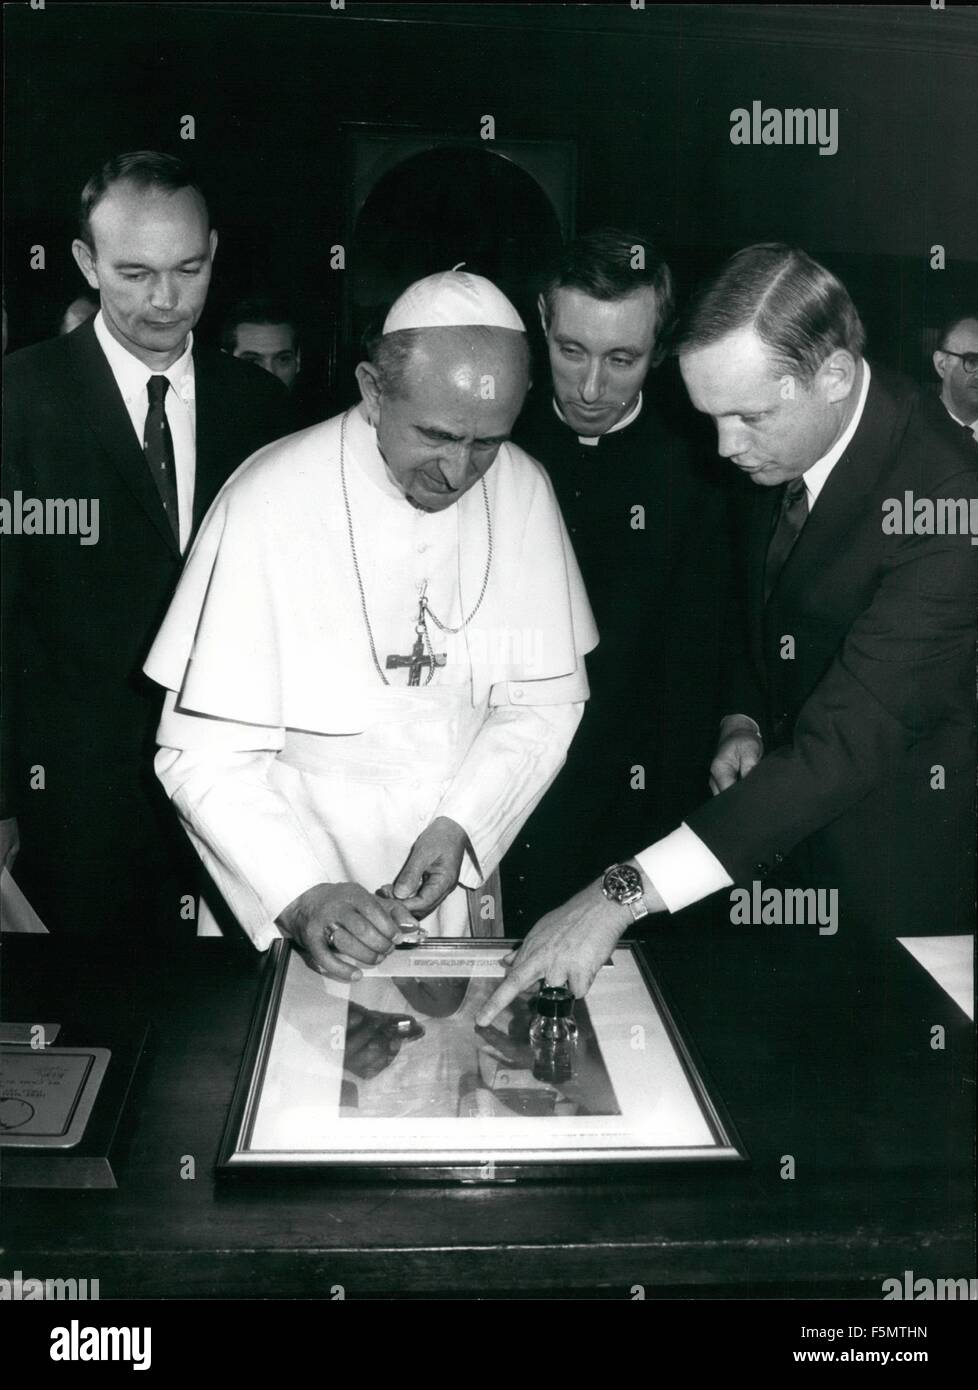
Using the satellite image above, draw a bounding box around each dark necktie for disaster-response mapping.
[962,422,978,451]
[144,374,179,542]
[764,476,809,603]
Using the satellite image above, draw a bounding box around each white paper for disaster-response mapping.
[898,936,974,1020]
[0,866,50,933]
[247,945,720,1159]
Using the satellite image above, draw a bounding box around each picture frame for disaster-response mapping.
[0,1045,110,1150]
[218,940,745,1182]
[0,1020,150,1190]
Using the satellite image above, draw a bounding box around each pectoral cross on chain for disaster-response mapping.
[385,587,447,686]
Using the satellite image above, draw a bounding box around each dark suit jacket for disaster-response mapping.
[1,319,292,935]
[500,385,737,930]
[687,365,978,938]
[935,386,978,455]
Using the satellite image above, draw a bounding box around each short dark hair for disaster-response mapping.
[78,151,207,251]
[362,327,422,398]
[674,243,866,383]
[937,312,978,350]
[539,228,675,362]
[362,325,530,399]
[221,296,299,354]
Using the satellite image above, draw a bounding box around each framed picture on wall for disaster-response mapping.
[328,124,577,391]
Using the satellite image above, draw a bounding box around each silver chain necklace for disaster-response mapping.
[339,408,494,687]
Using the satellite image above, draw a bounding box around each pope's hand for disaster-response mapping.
[709,715,763,795]
[390,816,468,920]
[344,1003,424,1080]
[276,882,417,981]
[475,881,634,1028]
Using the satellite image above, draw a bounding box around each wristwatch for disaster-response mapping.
[601,862,650,922]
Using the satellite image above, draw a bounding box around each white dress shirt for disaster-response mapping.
[93,311,196,551]
[635,361,872,912]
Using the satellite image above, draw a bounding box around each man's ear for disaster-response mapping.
[208,228,219,263]
[932,349,947,381]
[820,349,858,404]
[355,361,382,422]
[294,347,302,374]
[536,293,549,337]
[71,239,99,292]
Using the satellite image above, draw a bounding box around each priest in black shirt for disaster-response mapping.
[501,230,734,931]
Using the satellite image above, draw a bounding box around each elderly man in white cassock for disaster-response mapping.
[145,269,597,980]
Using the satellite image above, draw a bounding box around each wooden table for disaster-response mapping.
[2,920,973,1298]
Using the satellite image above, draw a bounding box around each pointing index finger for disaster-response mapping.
[475,961,541,1028]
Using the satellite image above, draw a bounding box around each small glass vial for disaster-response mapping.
[530,986,579,1084]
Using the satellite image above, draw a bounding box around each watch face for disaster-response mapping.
[604,863,642,903]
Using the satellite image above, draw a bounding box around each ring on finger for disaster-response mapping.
[325,925,337,950]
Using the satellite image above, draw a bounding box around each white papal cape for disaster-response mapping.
[145,404,598,948]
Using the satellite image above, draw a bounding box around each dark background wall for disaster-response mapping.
[4,2,977,402]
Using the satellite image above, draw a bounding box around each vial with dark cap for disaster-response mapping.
[530,985,579,1084]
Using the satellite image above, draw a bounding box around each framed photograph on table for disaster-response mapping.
[219,939,745,1181]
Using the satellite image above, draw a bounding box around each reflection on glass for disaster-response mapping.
[337,977,620,1119]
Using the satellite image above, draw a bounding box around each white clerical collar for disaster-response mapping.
[802,360,871,507]
[94,310,195,404]
[347,402,417,504]
[552,391,643,446]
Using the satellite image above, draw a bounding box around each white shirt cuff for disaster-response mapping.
[635,823,733,914]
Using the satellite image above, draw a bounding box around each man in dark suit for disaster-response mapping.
[221,295,302,394]
[1,151,291,938]
[500,230,733,931]
[932,312,978,451]
[480,244,977,1018]
[221,294,314,430]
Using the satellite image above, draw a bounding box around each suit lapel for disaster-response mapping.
[774,447,862,606]
[65,321,179,556]
[191,348,231,532]
[748,483,779,663]
[765,368,899,610]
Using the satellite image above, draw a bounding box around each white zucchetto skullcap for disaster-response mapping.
[382,264,525,335]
